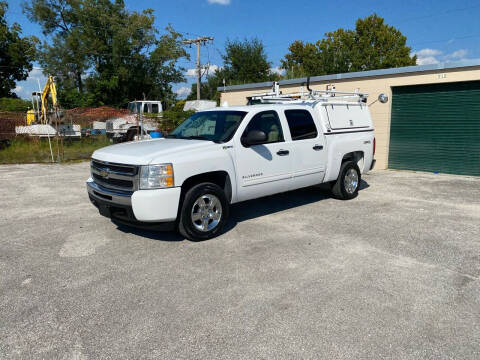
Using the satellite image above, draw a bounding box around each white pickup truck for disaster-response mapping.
[87,87,377,241]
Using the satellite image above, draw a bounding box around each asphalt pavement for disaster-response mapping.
[1,162,479,359]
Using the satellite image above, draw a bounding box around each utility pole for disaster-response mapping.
[183,36,213,100]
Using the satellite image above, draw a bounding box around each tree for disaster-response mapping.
[24,0,189,108]
[187,38,280,102]
[161,100,194,128]
[0,97,32,111]
[351,14,416,71]
[187,68,226,103]
[282,40,322,78]
[222,38,279,85]
[282,14,417,77]
[0,2,37,98]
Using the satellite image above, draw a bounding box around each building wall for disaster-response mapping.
[220,67,480,169]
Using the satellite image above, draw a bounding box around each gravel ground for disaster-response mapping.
[1,162,479,359]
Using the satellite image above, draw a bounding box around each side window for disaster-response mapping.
[241,110,284,146]
[143,103,149,114]
[151,103,159,113]
[285,110,318,140]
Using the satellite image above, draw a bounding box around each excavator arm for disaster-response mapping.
[40,75,59,124]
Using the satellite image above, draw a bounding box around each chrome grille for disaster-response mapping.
[91,159,138,193]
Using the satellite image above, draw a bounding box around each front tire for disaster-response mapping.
[126,129,136,142]
[178,182,229,241]
[331,161,361,200]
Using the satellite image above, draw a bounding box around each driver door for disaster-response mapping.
[234,110,293,202]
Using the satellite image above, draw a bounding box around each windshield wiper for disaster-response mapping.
[183,135,219,143]
[166,134,220,143]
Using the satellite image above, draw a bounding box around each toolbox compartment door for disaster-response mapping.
[324,104,371,130]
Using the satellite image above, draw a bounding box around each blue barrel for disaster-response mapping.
[100,129,106,134]
[150,131,163,138]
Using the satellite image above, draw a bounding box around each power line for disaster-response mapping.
[4,30,479,75]
[262,31,480,54]
[7,2,480,54]
[260,3,480,50]
[410,33,480,48]
[394,3,480,24]
[183,36,214,100]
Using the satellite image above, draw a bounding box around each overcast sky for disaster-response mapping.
[6,0,480,99]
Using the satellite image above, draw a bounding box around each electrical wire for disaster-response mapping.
[5,3,480,84]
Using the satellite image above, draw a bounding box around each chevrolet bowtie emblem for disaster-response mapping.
[100,169,109,178]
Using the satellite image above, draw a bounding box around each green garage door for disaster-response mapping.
[389,81,480,176]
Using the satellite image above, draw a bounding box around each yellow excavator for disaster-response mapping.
[26,108,35,125]
[21,75,81,162]
[27,75,60,125]
[25,75,80,138]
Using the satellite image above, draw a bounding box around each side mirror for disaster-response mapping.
[242,130,267,147]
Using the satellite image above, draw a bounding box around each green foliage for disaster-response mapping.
[24,0,189,108]
[282,41,320,78]
[0,2,37,97]
[57,88,98,109]
[222,38,279,85]
[187,69,226,103]
[161,100,194,128]
[0,97,32,112]
[0,135,111,163]
[188,38,280,102]
[282,14,417,77]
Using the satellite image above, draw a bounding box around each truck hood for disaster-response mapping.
[92,138,215,165]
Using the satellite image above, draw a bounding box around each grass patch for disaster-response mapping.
[0,135,112,164]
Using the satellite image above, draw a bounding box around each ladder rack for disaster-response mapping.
[247,80,369,105]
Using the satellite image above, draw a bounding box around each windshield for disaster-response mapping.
[168,111,247,143]
[128,102,142,114]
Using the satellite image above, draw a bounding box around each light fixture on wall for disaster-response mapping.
[369,93,389,106]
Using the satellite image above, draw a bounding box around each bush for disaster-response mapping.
[161,100,194,129]
[0,98,32,112]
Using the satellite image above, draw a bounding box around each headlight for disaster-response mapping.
[139,163,174,189]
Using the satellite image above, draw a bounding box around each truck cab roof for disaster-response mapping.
[206,100,373,135]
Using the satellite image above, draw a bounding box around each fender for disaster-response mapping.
[165,143,238,202]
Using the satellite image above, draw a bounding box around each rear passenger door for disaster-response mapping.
[284,109,327,188]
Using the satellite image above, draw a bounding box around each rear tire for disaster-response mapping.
[178,182,229,241]
[331,161,361,200]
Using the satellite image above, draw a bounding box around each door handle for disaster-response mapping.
[313,145,323,151]
[276,149,290,156]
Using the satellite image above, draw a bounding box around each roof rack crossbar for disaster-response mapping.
[247,81,368,105]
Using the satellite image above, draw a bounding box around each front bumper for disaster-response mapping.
[87,179,132,206]
[86,179,181,230]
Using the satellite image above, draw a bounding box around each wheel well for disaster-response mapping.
[127,127,143,133]
[181,171,232,203]
[342,151,364,173]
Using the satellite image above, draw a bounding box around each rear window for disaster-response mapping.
[285,110,318,140]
